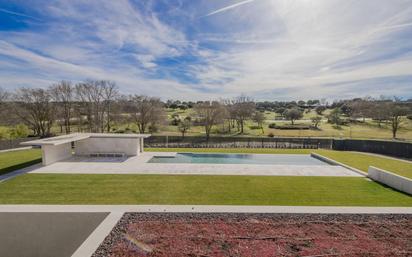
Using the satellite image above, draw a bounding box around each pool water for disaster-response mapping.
[148,153,328,165]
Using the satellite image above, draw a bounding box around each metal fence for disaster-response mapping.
[333,139,412,159]
[145,136,332,149]
[2,135,411,159]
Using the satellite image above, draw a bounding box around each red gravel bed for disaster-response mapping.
[93,213,412,257]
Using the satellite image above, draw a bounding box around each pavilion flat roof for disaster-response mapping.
[21,133,151,146]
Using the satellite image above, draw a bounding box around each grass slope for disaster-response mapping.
[0,149,41,176]
[0,174,411,206]
[315,150,412,179]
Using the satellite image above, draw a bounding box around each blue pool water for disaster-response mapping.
[148,153,328,165]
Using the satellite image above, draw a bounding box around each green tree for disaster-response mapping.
[311,116,322,129]
[328,108,343,127]
[283,108,303,125]
[178,118,191,138]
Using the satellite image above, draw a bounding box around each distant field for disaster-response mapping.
[0,149,41,176]
[40,108,412,141]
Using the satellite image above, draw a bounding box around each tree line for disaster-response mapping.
[0,81,411,139]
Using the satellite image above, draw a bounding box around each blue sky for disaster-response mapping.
[1,0,412,100]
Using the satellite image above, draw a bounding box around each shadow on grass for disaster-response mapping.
[0,158,42,176]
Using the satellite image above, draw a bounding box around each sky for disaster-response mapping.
[0,0,412,101]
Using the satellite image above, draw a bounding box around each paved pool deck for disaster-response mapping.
[27,152,363,177]
[0,212,108,257]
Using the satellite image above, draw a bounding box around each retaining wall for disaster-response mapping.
[368,166,412,195]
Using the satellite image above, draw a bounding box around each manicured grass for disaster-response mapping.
[315,150,412,179]
[147,148,313,154]
[0,149,42,176]
[0,174,411,206]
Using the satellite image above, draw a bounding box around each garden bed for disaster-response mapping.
[93,213,412,257]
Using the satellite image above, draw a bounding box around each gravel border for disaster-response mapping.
[92,212,412,257]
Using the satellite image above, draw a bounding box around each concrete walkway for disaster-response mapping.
[1,205,411,214]
[28,152,362,177]
[0,212,108,257]
[1,205,411,257]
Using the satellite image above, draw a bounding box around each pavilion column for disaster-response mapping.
[140,138,144,153]
[41,143,72,166]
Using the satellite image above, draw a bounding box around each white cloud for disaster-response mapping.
[204,0,256,17]
[1,0,412,100]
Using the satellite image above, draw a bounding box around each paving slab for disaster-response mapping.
[0,212,108,257]
[28,152,362,177]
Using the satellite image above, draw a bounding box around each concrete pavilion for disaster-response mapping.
[21,133,151,166]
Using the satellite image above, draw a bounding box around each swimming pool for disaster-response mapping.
[148,153,329,165]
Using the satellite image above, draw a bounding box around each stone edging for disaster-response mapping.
[310,152,366,176]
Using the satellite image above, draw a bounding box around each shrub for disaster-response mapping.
[268,123,276,128]
[9,124,29,139]
[249,125,261,130]
[268,132,275,137]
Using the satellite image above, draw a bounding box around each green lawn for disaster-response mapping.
[314,150,412,179]
[148,148,412,179]
[0,149,42,176]
[0,174,411,206]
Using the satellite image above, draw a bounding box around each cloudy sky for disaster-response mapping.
[1,0,412,100]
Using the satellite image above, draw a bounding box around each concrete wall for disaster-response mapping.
[368,166,412,195]
[75,137,140,156]
[42,143,72,166]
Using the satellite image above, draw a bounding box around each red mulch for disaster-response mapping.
[96,214,412,257]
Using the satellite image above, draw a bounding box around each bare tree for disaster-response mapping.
[0,87,9,123]
[221,99,236,133]
[388,103,409,139]
[14,88,54,137]
[75,80,115,133]
[252,111,265,134]
[0,87,8,103]
[194,101,226,141]
[232,96,255,134]
[127,95,165,134]
[101,81,119,132]
[178,117,191,138]
[371,101,391,127]
[50,81,73,134]
[348,98,374,122]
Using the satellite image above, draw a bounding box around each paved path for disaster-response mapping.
[0,212,108,257]
[28,152,362,177]
[1,205,411,214]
